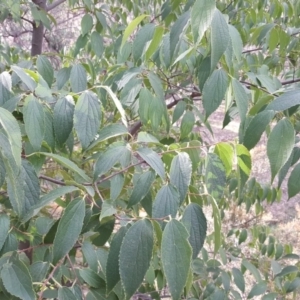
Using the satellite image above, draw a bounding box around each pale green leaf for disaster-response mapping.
[121,14,148,48]
[172,101,186,124]
[56,67,71,90]
[74,91,101,149]
[242,259,262,282]
[58,287,77,300]
[137,147,165,179]
[214,142,234,176]
[275,265,298,278]
[106,227,128,293]
[266,90,300,111]
[209,196,222,254]
[128,171,155,207]
[91,31,104,58]
[70,64,87,93]
[232,268,245,293]
[182,203,207,259]
[81,14,93,36]
[243,110,274,150]
[161,219,192,300]
[36,55,54,87]
[1,256,35,300]
[137,132,160,143]
[0,107,22,167]
[100,200,117,221]
[228,25,243,61]
[211,10,229,70]
[191,0,215,43]
[145,26,164,60]
[11,66,37,91]
[236,144,251,196]
[29,262,49,283]
[79,269,105,288]
[53,198,85,264]
[119,220,153,299]
[180,111,195,139]
[54,96,75,146]
[110,174,124,200]
[39,152,91,182]
[23,95,45,151]
[170,152,192,204]
[267,119,295,182]
[247,282,267,299]
[203,69,229,118]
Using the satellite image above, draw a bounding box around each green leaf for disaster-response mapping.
[1,256,35,300]
[94,144,127,180]
[74,91,101,149]
[119,220,153,299]
[11,66,37,91]
[191,0,215,43]
[39,153,91,183]
[58,287,77,300]
[121,14,148,48]
[36,55,54,87]
[228,25,243,61]
[232,267,245,293]
[203,69,229,118]
[79,269,105,288]
[232,78,248,122]
[214,142,234,176]
[152,184,180,224]
[106,226,128,293]
[172,101,186,124]
[287,163,300,199]
[0,72,13,106]
[205,153,226,200]
[100,200,117,221]
[99,85,127,127]
[209,196,222,254]
[247,282,267,299]
[267,119,295,182]
[110,174,124,200]
[275,265,298,278]
[56,67,71,90]
[53,96,75,146]
[149,96,163,131]
[128,171,155,207]
[137,147,165,179]
[236,144,251,195]
[161,219,192,300]
[29,262,49,282]
[0,107,22,167]
[285,278,300,293]
[266,90,300,111]
[170,152,192,204]
[242,259,262,282]
[243,110,274,150]
[198,56,211,91]
[53,198,85,264]
[211,10,229,70]
[70,64,87,93]
[82,241,98,272]
[137,132,160,143]
[81,14,93,36]
[182,203,207,259]
[23,95,45,151]
[170,11,190,60]
[0,215,10,251]
[180,111,195,139]
[91,31,104,57]
[145,26,164,60]
[133,23,155,62]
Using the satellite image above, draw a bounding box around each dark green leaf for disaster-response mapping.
[232,78,248,122]
[1,256,35,300]
[170,152,192,204]
[119,220,153,299]
[232,267,245,293]
[74,91,101,149]
[0,215,10,251]
[161,219,192,300]
[182,203,207,259]
[275,265,298,278]
[81,14,93,36]
[247,282,267,299]
[29,262,49,282]
[288,163,300,199]
[242,259,262,282]
[137,147,165,179]
[53,96,75,146]
[172,101,186,124]
[56,67,71,90]
[91,31,104,57]
[79,269,105,288]
[180,111,195,139]
[36,55,54,87]
[203,69,228,118]
[267,119,295,182]
[23,95,45,151]
[106,227,128,293]
[53,198,85,264]
[11,66,37,91]
[58,287,77,300]
[266,90,300,111]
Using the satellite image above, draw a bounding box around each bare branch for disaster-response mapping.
[242,47,262,54]
[46,0,66,11]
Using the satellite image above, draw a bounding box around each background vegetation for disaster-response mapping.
[0,0,300,299]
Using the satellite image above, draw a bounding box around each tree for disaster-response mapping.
[0,0,300,299]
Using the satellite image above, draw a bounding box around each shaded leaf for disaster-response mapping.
[180,111,195,139]
[232,78,248,122]
[70,64,87,93]
[232,268,245,293]
[0,215,10,251]
[287,163,300,199]
[36,55,54,87]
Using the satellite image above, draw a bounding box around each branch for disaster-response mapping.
[281,78,300,85]
[242,47,262,54]
[46,0,66,11]
[39,175,66,186]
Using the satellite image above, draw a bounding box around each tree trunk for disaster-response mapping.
[31,0,47,56]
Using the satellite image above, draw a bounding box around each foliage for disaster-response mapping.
[0,0,300,299]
